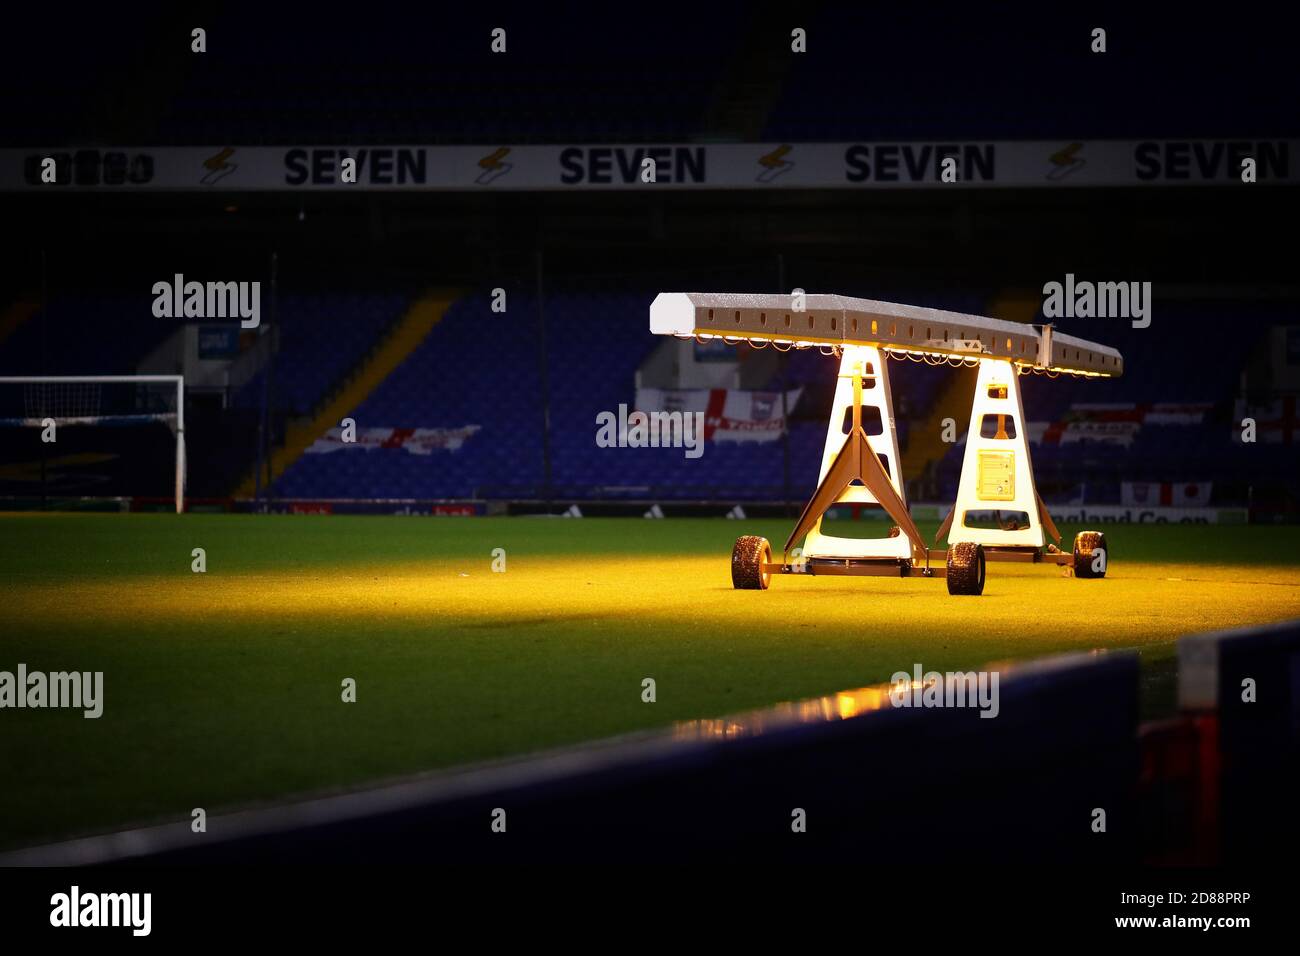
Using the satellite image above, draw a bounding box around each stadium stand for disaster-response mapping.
[0,295,174,377]
[273,291,546,500]
[763,9,1299,141]
[934,302,1280,505]
[262,286,1286,507]
[4,282,1277,510]
[3,6,1295,149]
[234,292,407,417]
[155,7,740,146]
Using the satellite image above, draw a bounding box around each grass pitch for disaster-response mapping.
[3,512,1300,849]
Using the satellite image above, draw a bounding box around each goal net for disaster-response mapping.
[0,376,185,512]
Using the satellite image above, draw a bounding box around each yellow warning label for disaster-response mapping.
[978,451,1015,500]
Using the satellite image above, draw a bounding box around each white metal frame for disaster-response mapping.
[803,346,911,560]
[0,375,185,514]
[948,359,1042,548]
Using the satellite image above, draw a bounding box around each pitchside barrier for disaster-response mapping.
[2,651,1139,865]
[1177,620,1300,863]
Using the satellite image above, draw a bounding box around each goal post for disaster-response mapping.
[0,375,186,513]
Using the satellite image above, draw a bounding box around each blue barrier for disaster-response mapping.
[1179,619,1300,862]
[5,651,1140,865]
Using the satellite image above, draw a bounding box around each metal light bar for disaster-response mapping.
[650,293,1123,377]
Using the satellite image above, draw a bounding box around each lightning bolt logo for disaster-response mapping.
[756,144,795,183]
[201,147,239,186]
[1047,142,1086,181]
[476,147,513,185]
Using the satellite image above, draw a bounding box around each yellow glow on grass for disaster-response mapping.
[6,554,1299,650]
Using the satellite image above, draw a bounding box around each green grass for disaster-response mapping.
[2,512,1299,850]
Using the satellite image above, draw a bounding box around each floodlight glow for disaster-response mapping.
[650,291,1125,595]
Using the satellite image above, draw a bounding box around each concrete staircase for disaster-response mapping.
[235,290,457,497]
[901,291,1042,487]
[700,6,810,140]
[901,367,978,485]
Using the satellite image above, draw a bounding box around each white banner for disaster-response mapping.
[1144,402,1212,425]
[1028,402,1212,447]
[4,140,1294,191]
[634,387,801,442]
[1122,481,1213,507]
[1018,504,1237,524]
[909,502,1245,524]
[306,425,480,454]
[1030,419,1141,447]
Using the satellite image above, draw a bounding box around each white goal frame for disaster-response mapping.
[0,375,186,514]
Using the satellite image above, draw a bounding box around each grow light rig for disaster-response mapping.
[649,293,1122,595]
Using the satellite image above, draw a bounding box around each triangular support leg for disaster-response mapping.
[784,424,927,561]
[784,347,927,563]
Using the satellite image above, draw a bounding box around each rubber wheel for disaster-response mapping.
[946,541,986,595]
[1073,531,1108,579]
[731,535,773,590]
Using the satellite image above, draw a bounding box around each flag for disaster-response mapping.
[633,387,802,442]
[305,425,481,454]
[1234,396,1297,443]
